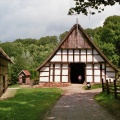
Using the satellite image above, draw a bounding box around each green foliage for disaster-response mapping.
[0,36,58,84]
[85,15,120,68]
[69,0,120,15]
[0,88,63,120]
[59,31,68,42]
[95,92,120,120]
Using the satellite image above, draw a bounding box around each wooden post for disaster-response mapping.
[102,78,104,92]
[114,79,117,99]
[106,80,109,94]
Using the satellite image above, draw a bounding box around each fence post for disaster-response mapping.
[106,80,109,94]
[102,78,104,92]
[114,79,117,99]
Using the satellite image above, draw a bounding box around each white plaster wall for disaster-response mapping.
[94,70,100,75]
[87,55,92,62]
[55,69,60,75]
[62,69,68,75]
[55,76,60,82]
[74,50,79,54]
[81,49,86,54]
[74,55,79,62]
[41,67,49,71]
[94,76,100,82]
[50,76,53,82]
[62,76,68,82]
[62,55,67,62]
[81,55,86,62]
[86,70,92,75]
[94,55,104,62]
[86,76,93,82]
[106,67,114,71]
[40,72,49,76]
[86,64,92,69]
[40,77,49,82]
[51,55,61,62]
[68,55,73,62]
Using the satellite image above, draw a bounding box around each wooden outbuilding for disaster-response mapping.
[36,24,120,86]
[0,47,13,96]
[18,70,31,85]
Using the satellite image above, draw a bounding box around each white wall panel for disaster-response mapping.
[55,69,60,75]
[51,55,61,62]
[102,64,105,69]
[94,70,100,75]
[102,70,105,75]
[41,67,49,71]
[93,49,98,54]
[69,50,73,54]
[86,70,92,75]
[63,50,67,54]
[87,55,92,62]
[86,76,93,82]
[40,72,49,76]
[81,49,86,54]
[50,69,53,75]
[94,55,104,62]
[62,76,68,82]
[74,55,79,62]
[106,67,114,71]
[55,64,60,68]
[56,50,61,54]
[74,50,79,54]
[81,55,86,62]
[62,64,68,68]
[62,55,67,62]
[55,76,60,82]
[50,76,53,82]
[94,76,100,82]
[62,69,68,75]
[68,55,73,62]
[87,49,92,54]
[40,77,49,82]
[106,72,115,77]
[86,64,92,69]
[94,64,100,69]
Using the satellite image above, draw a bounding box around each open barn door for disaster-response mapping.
[70,63,85,84]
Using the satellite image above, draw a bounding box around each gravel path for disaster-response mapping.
[45,84,116,120]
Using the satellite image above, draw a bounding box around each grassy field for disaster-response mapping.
[95,92,120,120]
[0,88,63,120]
[84,83,102,90]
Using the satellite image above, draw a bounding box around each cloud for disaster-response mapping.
[0,0,119,42]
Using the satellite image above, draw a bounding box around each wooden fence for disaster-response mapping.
[102,78,120,99]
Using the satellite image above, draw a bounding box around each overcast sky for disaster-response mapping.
[0,0,120,42]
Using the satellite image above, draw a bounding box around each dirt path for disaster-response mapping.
[45,84,116,120]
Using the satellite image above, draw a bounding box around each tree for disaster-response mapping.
[68,0,120,15]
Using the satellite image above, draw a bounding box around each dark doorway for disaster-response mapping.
[70,63,85,84]
[22,76,26,83]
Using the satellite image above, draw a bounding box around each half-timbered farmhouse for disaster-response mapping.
[36,24,119,86]
[0,47,13,96]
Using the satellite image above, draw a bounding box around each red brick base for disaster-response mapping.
[33,82,71,88]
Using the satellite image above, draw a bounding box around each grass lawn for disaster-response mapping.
[95,92,120,120]
[84,83,102,90]
[0,88,63,120]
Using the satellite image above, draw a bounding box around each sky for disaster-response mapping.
[0,0,120,43]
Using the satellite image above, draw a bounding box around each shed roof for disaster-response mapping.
[18,70,31,76]
[35,24,120,72]
[0,47,14,63]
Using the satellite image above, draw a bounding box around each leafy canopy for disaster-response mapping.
[69,0,120,15]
